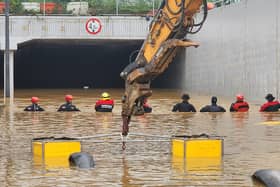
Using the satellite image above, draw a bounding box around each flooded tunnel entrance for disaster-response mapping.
[15,39,141,89]
[2,39,185,89]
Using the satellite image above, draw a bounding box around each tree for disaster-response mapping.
[88,0,115,14]
[10,0,23,14]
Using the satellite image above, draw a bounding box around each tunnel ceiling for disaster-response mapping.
[4,39,185,89]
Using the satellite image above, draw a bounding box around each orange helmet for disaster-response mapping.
[236,94,244,101]
[65,94,73,102]
[31,97,39,104]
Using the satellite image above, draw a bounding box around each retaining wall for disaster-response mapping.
[185,0,280,101]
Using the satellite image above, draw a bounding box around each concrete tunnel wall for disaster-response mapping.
[0,51,3,89]
[185,0,280,101]
[0,39,185,89]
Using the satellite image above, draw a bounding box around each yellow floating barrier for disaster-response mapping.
[171,134,224,173]
[32,137,81,168]
[172,156,222,173]
[259,121,280,126]
[172,134,224,158]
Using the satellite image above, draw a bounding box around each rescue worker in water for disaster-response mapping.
[172,93,196,112]
[57,95,80,112]
[132,97,152,116]
[200,96,226,112]
[230,94,249,112]
[260,93,280,112]
[24,96,45,111]
[95,92,114,112]
[143,98,152,113]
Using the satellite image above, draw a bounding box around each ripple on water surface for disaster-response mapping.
[0,89,279,186]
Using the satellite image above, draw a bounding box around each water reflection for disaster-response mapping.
[95,112,114,130]
[1,89,280,186]
[231,112,249,128]
[121,156,142,187]
[259,112,280,125]
[172,156,222,174]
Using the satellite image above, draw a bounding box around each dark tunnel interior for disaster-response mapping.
[0,39,185,89]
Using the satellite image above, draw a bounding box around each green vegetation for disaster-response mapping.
[208,0,241,7]
[88,0,161,15]
[0,0,24,14]
[88,0,115,14]
[10,2,22,14]
[118,0,161,15]
[1,0,241,15]
[1,0,162,15]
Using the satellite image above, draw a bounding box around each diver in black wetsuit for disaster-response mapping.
[57,95,80,112]
[172,94,196,112]
[24,97,44,112]
[200,96,226,112]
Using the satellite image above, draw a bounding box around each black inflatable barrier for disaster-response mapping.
[252,169,280,187]
[69,152,95,169]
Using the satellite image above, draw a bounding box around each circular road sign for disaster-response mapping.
[86,18,102,35]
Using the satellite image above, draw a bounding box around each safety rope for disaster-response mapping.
[80,139,171,143]
[74,133,121,140]
[72,133,223,141]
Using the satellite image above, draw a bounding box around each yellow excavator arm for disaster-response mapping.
[120,0,208,141]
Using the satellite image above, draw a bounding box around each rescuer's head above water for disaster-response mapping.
[181,94,190,101]
[172,93,196,112]
[265,93,275,102]
[57,95,80,112]
[229,94,249,112]
[260,93,280,112]
[211,96,218,104]
[236,94,244,102]
[24,96,44,112]
[65,95,73,103]
[101,92,110,100]
[31,96,39,104]
[95,92,114,112]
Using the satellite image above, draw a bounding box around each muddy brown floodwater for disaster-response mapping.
[0,89,279,186]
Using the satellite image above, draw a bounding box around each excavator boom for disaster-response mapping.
[120,0,208,148]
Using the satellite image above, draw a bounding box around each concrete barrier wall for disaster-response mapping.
[0,16,149,50]
[185,0,280,101]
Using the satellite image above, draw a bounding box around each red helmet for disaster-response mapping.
[143,98,148,103]
[236,94,244,101]
[207,2,215,10]
[31,97,39,103]
[65,94,73,102]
